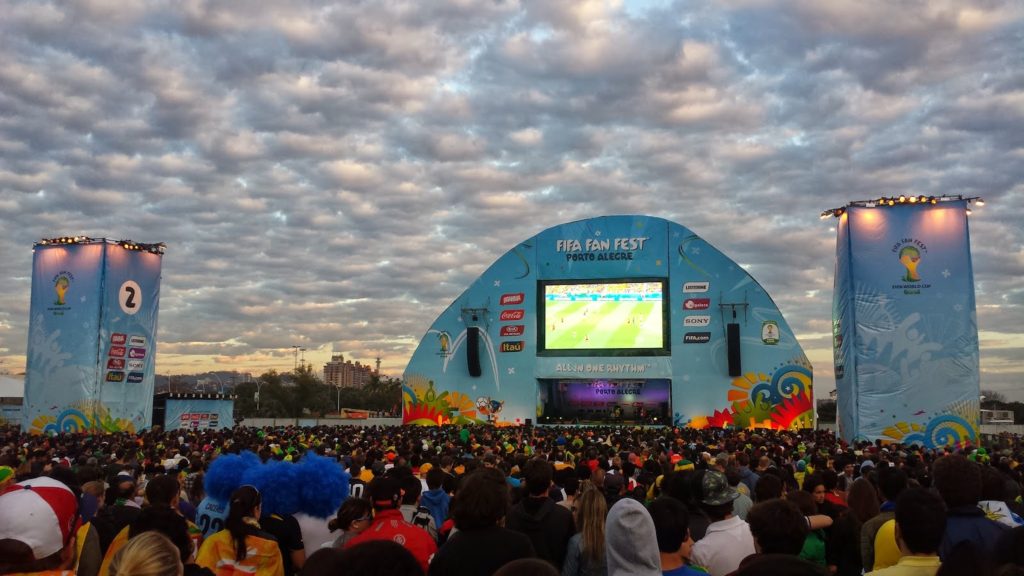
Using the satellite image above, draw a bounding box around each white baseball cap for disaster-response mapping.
[0,476,79,559]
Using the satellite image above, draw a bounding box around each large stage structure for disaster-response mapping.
[23,237,164,433]
[403,215,813,429]
[828,196,983,447]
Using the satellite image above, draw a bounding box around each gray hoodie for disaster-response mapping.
[605,498,660,576]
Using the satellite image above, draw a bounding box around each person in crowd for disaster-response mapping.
[429,467,535,576]
[421,467,451,531]
[979,465,1024,528]
[327,497,373,549]
[128,506,215,576]
[297,548,344,576]
[345,475,436,574]
[862,465,908,571]
[690,470,756,576]
[726,468,753,520]
[399,473,440,542]
[735,453,759,495]
[100,474,201,576]
[606,497,661,576]
[195,485,284,576]
[496,558,560,576]
[648,496,704,576]
[866,488,946,576]
[786,489,827,566]
[735,498,828,575]
[562,487,608,576]
[108,531,183,576]
[828,477,880,576]
[507,458,576,570]
[0,476,81,576]
[338,540,423,576]
[932,454,1008,561]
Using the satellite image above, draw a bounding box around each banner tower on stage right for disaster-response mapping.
[827,196,983,448]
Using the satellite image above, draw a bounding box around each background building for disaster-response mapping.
[324,354,375,388]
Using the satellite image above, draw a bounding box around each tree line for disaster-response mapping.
[231,364,402,419]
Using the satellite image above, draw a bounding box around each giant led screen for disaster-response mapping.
[538,279,668,355]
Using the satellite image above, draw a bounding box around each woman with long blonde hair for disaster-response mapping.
[109,531,183,576]
[561,487,608,576]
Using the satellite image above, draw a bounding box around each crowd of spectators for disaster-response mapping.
[1,423,1024,576]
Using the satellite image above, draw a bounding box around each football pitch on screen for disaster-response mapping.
[545,300,662,349]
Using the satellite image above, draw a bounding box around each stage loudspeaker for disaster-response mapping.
[727,323,742,377]
[467,326,482,377]
[525,418,533,427]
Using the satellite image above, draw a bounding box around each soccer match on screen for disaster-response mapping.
[543,281,664,350]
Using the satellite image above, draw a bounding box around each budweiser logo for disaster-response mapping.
[110,333,127,345]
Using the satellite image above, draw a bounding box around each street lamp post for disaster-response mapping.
[255,379,264,414]
[291,346,300,370]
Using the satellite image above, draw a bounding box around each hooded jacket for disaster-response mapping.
[420,488,451,530]
[605,498,660,576]
[507,495,576,569]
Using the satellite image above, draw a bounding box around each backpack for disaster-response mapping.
[411,505,432,530]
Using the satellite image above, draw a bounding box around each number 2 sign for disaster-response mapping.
[119,280,142,315]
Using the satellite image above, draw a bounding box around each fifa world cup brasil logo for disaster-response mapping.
[898,246,921,282]
[54,274,70,305]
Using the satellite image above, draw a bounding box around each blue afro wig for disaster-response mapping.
[296,454,349,519]
[204,451,261,502]
[241,459,301,517]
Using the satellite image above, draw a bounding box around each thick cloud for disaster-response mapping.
[1,0,1021,399]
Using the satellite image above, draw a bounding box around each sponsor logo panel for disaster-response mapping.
[107,358,125,370]
[499,309,525,321]
[500,293,525,306]
[500,325,525,337]
[127,359,144,370]
[128,348,146,359]
[500,341,525,353]
[105,371,125,382]
[683,315,711,327]
[683,298,710,310]
[683,332,711,344]
[109,346,126,357]
[683,281,709,293]
[128,335,146,347]
[127,372,144,383]
[110,333,127,345]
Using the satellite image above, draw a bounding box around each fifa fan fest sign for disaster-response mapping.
[403,215,814,430]
[23,237,164,434]
[829,197,983,447]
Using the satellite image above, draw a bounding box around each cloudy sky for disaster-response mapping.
[1,0,1022,400]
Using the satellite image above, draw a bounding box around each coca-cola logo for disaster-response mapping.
[500,309,525,321]
[500,325,525,337]
[683,298,710,310]
[500,341,525,353]
[109,346,126,357]
[500,293,525,306]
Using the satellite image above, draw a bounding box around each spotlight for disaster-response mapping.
[909,196,918,203]
[898,195,907,203]
[820,211,831,220]
[966,208,973,215]
[929,197,937,204]
[918,195,927,203]
[975,198,985,206]
[888,199,896,206]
